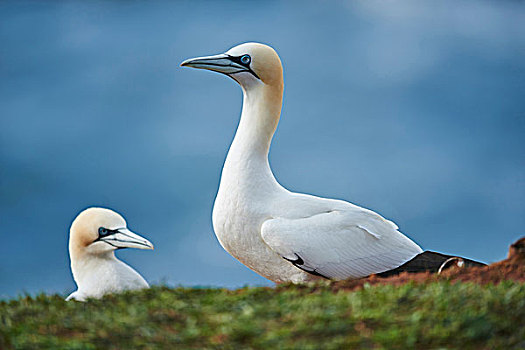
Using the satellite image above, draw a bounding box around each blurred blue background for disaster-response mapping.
[1,1,524,298]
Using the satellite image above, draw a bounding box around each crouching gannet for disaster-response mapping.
[181,42,484,283]
[66,207,153,301]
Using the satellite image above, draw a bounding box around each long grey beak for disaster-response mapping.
[180,53,245,75]
[98,228,154,250]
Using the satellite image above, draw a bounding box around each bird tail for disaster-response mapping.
[377,251,486,278]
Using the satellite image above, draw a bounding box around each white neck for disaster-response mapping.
[71,251,116,284]
[221,82,284,191]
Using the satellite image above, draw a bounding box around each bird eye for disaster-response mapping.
[98,227,108,236]
[240,54,251,65]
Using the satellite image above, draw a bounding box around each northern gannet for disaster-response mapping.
[181,43,483,283]
[66,207,153,301]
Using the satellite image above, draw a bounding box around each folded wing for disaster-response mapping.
[261,209,423,280]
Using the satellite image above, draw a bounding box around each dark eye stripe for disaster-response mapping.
[226,54,260,80]
[228,54,250,68]
[97,227,119,238]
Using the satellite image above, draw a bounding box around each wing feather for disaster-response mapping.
[261,209,422,280]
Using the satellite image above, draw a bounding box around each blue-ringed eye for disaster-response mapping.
[240,54,251,65]
[98,227,108,236]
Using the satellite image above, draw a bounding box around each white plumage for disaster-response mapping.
[182,42,422,283]
[66,207,153,301]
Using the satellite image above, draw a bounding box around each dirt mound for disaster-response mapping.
[332,237,525,292]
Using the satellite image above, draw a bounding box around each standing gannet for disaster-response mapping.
[66,207,154,301]
[181,43,482,283]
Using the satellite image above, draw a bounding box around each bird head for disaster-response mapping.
[69,207,154,257]
[181,42,283,90]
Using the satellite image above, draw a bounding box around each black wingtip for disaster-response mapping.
[283,254,330,279]
[377,251,486,278]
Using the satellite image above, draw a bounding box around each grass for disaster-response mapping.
[1,281,524,349]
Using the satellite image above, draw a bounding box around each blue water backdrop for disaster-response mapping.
[1,1,524,297]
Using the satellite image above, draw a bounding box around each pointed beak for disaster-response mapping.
[98,228,154,250]
[180,53,245,75]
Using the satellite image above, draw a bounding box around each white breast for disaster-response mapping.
[212,171,314,283]
[68,255,148,301]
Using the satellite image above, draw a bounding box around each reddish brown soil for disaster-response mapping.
[331,237,525,292]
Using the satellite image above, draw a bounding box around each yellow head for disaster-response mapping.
[69,207,153,258]
[181,42,283,90]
